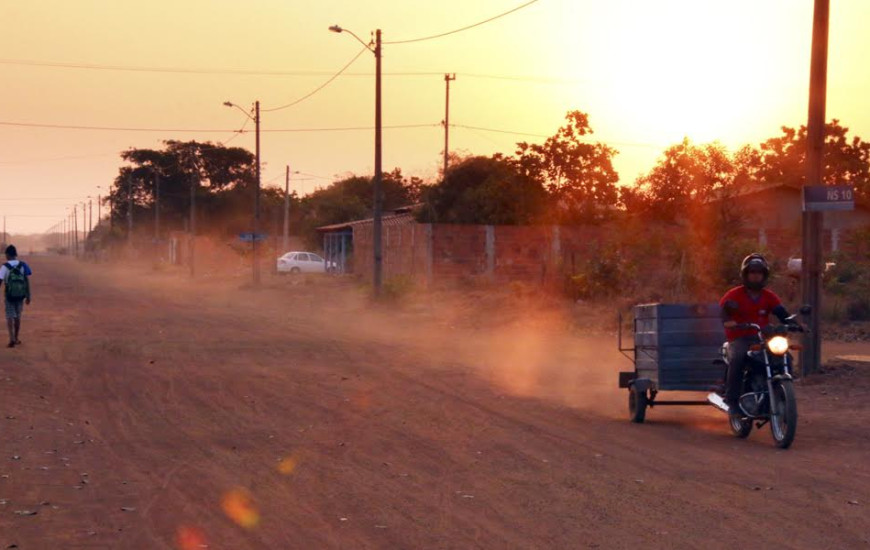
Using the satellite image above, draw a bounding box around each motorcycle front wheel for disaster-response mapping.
[770,380,797,449]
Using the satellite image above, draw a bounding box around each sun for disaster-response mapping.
[555,0,811,150]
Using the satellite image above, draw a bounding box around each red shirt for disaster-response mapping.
[719,286,782,341]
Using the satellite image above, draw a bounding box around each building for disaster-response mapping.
[706,182,870,256]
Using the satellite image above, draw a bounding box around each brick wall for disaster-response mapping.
[350,219,870,287]
[352,222,608,286]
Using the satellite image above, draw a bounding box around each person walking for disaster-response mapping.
[0,245,32,348]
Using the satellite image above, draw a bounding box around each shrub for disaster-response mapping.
[381,275,415,302]
[569,248,636,300]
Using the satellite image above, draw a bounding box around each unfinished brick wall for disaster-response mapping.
[352,222,610,286]
[350,219,870,287]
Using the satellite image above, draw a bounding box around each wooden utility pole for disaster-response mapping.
[800,0,830,375]
[443,73,456,179]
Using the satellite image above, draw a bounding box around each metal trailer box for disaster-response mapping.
[633,303,725,391]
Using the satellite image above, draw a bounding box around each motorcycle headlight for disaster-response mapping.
[768,336,789,356]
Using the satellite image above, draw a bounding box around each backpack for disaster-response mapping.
[3,263,28,302]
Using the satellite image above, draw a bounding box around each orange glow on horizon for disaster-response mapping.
[1,0,869,232]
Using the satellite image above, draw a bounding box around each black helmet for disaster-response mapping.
[740,253,769,290]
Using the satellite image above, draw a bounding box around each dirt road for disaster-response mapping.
[1,257,868,549]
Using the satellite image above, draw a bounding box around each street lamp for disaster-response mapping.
[330,24,384,298]
[223,100,262,286]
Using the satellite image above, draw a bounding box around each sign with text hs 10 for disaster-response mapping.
[802,186,855,212]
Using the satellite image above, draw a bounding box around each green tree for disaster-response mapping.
[754,119,870,202]
[298,168,422,246]
[107,140,256,235]
[417,155,547,225]
[513,111,619,224]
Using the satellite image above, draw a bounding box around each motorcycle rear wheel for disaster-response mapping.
[770,380,797,449]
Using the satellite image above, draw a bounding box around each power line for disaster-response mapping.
[0,120,438,133]
[451,124,664,149]
[0,58,585,85]
[0,58,379,77]
[0,152,119,165]
[262,123,439,133]
[262,47,369,113]
[0,121,235,133]
[453,124,548,138]
[297,171,331,180]
[385,0,540,44]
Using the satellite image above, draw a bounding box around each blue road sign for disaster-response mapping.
[803,185,855,212]
[239,232,269,242]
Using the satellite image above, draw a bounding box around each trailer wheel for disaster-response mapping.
[629,386,648,423]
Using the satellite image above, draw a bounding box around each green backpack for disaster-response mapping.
[4,263,28,302]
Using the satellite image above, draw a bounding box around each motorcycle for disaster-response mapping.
[707,306,810,449]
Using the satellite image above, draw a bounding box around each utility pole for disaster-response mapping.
[373,28,383,297]
[127,175,134,247]
[443,73,456,179]
[328,24,383,297]
[73,205,79,257]
[189,172,197,278]
[800,0,830,376]
[89,199,93,235]
[154,172,161,243]
[253,100,262,286]
[283,165,290,254]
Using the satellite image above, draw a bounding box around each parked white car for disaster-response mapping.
[277,251,335,274]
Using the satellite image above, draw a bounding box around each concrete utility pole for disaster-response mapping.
[443,73,456,179]
[283,165,290,254]
[800,0,829,376]
[73,205,79,257]
[329,24,383,297]
[127,175,134,246]
[189,172,197,278]
[154,172,161,243]
[373,29,383,297]
[88,199,93,235]
[253,100,262,286]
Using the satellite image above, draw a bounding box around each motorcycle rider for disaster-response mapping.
[719,254,796,413]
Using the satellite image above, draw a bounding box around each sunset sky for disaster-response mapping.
[1,0,869,234]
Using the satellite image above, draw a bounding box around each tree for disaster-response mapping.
[513,111,619,224]
[623,139,750,223]
[106,140,256,235]
[417,155,547,225]
[754,119,870,202]
[298,168,422,246]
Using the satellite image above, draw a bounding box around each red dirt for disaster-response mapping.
[1,257,868,549]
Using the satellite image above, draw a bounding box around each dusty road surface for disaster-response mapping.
[1,257,868,549]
